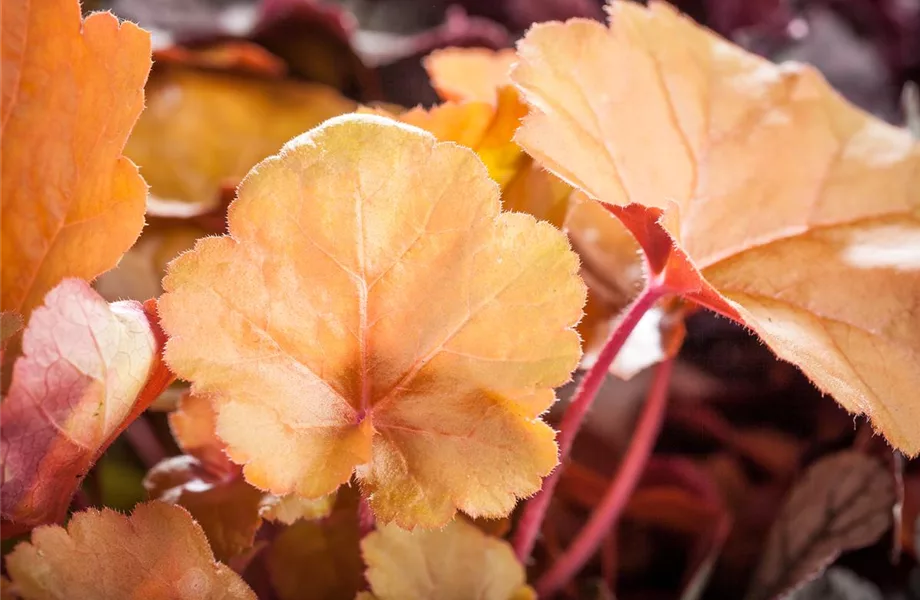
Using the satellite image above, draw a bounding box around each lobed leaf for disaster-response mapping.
[158,114,586,527]
[1,0,151,319]
[1,279,171,536]
[745,451,895,600]
[362,517,534,600]
[511,0,920,452]
[4,502,256,600]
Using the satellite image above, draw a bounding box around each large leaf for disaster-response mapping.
[158,114,585,528]
[511,0,920,452]
[1,0,151,319]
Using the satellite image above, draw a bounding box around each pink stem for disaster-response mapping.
[512,281,668,561]
[536,357,675,596]
[124,415,167,468]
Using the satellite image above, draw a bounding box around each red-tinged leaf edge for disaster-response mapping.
[605,202,741,321]
[0,298,175,539]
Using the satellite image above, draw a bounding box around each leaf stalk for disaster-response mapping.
[511,278,669,562]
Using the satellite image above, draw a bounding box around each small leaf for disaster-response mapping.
[144,456,264,563]
[259,493,335,525]
[266,490,363,600]
[393,87,528,188]
[158,114,586,527]
[746,452,895,600]
[1,279,171,536]
[168,392,235,475]
[5,502,256,599]
[362,517,533,600]
[424,47,517,103]
[1,0,151,319]
[511,0,920,453]
[124,63,355,209]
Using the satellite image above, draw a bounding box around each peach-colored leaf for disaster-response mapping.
[0,279,171,536]
[424,48,517,104]
[512,0,920,453]
[144,456,264,563]
[124,63,355,210]
[362,517,534,600]
[158,114,585,527]
[4,502,256,600]
[1,0,151,319]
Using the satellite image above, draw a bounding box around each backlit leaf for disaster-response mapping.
[4,502,256,600]
[424,47,517,103]
[512,0,920,452]
[1,279,171,536]
[1,0,151,319]
[745,452,895,600]
[362,517,534,600]
[158,114,585,527]
[124,63,355,209]
[382,86,528,188]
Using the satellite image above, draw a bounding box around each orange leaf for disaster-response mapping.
[124,63,355,210]
[158,114,586,527]
[362,517,534,599]
[424,48,517,104]
[1,1,151,319]
[512,1,920,453]
[0,279,171,536]
[168,392,236,476]
[366,85,528,189]
[4,502,256,599]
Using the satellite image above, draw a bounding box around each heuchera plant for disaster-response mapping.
[1,0,917,598]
